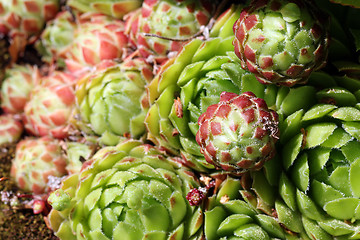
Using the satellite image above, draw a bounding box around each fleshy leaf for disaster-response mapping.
[329,0,360,8]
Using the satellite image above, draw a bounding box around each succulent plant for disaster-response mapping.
[1,64,41,114]
[145,4,318,173]
[35,10,77,67]
[196,91,279,174]
[145,5,246,171]
[126,0,215,63]
[65,141,97,174]
[64,13,128,75]
[10,136,68,194]
[203,176,303,240]
[233,0,329,86]
[47,139,203,240]
[273,101,360,239]
[67,0,142,19]
[0,114,23,145]
[0,0,59,61]
[74,58,153,146]
[23,71,76,139]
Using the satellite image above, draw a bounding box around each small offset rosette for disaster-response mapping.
[35,10,77,66]
[1,64,41,114]
[232,0,329,86]
[10,136,68,195]
[196,91,279,174]
[125,0,215,63]
[48,140,203,240]
[0,114,23,145]
[64,13,128,75]
[23,71,76,139]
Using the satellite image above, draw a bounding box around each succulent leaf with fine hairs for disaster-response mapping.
[274,98,360,238]
[48,139,203,240]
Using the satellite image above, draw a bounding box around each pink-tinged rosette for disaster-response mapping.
[65,13,128,75]
[10,136,67,194]
[23,71,76,139]
[232,0,329,86]
[125,0,214,64]
[0,114,23,145]
[1,64,41,114]
[67,0,142,19]
[0,0,59,61]
[196,91,279,174]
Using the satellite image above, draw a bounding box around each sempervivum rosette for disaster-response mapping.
[145,4,317,172]
[0,114,23,145]
[35,10,77,67]
[65,13,128,75]
[1,64,41,114]
[203,176,302,240]
[196,91,279,174]
[10,136,67,194]
[67,0,142,19]
[125,0,215,63]
[23,71,76,139]
[274,100,360,238]
[47,139,203,240]
[74,58,153,146]
[0,0,59,61]
[233,0,329,86]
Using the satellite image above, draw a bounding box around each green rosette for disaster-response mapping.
[35,10,77,67]
[145,4,319,172]
[273,93,360,239]
[74,58,153,146]
[203,176,305,240]
[48,139,203,240]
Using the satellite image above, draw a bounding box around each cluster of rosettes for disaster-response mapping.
[196,91,279,174]
[0,0,59,62]
[4,0,360,239]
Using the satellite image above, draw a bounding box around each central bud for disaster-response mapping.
[196,91,279,174]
